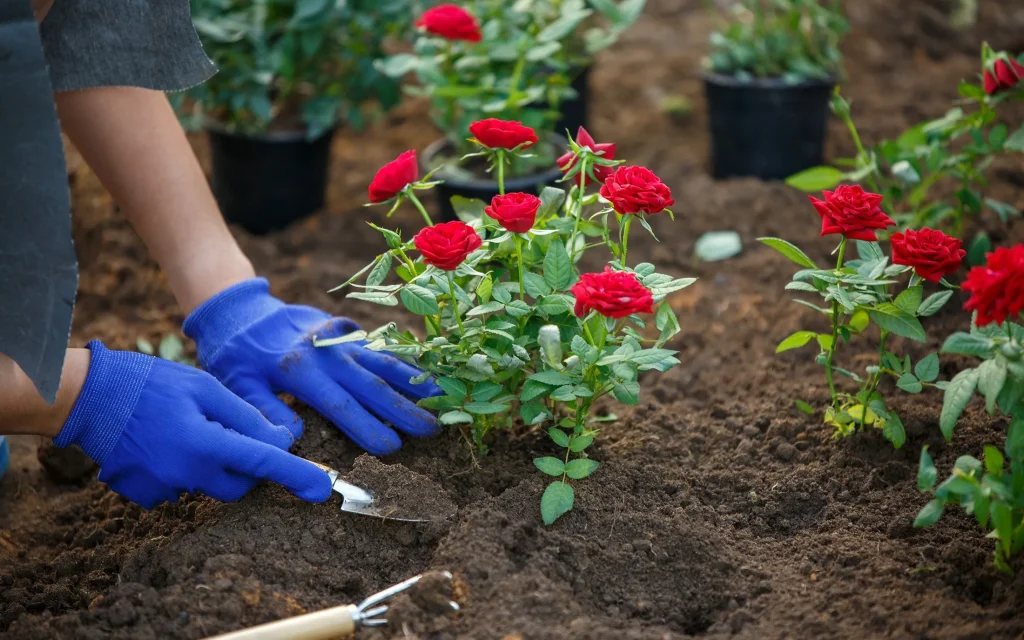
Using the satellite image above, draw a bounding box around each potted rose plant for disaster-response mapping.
[702,0,848,180]
[174,0,418,233]
[377,1,646,220]
[325,121,692,524]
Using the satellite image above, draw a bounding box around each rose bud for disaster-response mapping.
[570,267,655,319]
[890,228,965,283]
[557,126,617,187]
[415,4,482,43]
[963,244,1024,327]
[468,119,539,150]
[413,221,482,271]
[810,185,895,241]
[368,150,419,204]
[484,192,541,233]
[984,57,1024,95]
[599,166,674,216]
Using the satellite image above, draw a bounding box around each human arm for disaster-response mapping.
[55,87,441,453]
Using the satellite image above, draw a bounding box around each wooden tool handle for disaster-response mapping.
[206,604,358,640]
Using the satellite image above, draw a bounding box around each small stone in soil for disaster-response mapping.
[342,455,457,522]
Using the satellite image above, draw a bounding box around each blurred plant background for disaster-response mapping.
[172,0,429,138]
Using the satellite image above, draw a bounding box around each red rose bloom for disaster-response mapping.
[484,192,541,233]
[415,4,481,43]
[468,119,538,150]
[570,267,655,319]
[599,166,674,215]
[810,185,895,241]
[557,126,617,187]
[368,150,418,203]
[983,58,1024,95]
[890,228,966,283]
[963,245,1024,327]
[413,221,482,271]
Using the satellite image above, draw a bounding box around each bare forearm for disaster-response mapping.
[54,87,255,313]
[0,350,90,437]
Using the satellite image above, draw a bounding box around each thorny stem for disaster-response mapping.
[824,238,848,408]
[619,215,634,266]
[860,330,889,429]
[569,156,589,263]
[837,109,883,196]
[446,271,464,334]
[514,235,526,300]
[407,193,434,227]
[497,150,506,196]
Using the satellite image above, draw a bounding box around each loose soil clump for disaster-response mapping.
[342,454,457,523]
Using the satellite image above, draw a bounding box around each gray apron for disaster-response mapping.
[0,0,215,402]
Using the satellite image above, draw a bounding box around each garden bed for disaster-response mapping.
[3,0,1024,637]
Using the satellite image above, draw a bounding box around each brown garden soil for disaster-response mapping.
[4,1,1024,638]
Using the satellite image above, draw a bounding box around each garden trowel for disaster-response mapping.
[307,461,455,523]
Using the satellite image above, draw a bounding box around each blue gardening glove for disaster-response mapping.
[55,341,332,509]
[183,278,440,455]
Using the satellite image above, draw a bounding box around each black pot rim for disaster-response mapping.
[203,120,337,143]
[422,133,567,191]
[701,70,836,90]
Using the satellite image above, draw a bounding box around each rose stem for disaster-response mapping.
[824,238,848,408]
[569,156,588,263]
[514,234,526,300]
[407,193,434,227]
[619,214,633,267]
[447,270,464,334]
[496,150,506,196]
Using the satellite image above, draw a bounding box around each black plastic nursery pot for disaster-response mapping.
[423,137,566,223]
[703,72,834,180]
[206,125,336,235]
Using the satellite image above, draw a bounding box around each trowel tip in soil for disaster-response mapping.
[341,454,458,523]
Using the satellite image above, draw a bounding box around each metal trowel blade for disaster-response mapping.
[327,470,429,523]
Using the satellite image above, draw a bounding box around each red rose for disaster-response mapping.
[810,185,895,241]
[368,150,418,204]
[983,58,1024,95]
[468,119,538,150]
[557,126,616,187]
[413,221,482,271]
[570,267,655,319]
[963,245,1024,327]
[415,4,481,43]
[484,192,541,233]
[599,166,674,215]
[890,228,966,283]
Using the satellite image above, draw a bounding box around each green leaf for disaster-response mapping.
[914,499,945,527]
[367,253,393,287]
[974,487,990,529]
[967,232,992,267]
[918,290,953,317]
[464,401,510,415]
[883,412,906,449]
[794,400,815,415]
[613,380,640,405]
[856,241,885,262]
[757,238,818,269]
[918,446,938,491]
[537,9,593,43]
[940,368,980,440]
[437,377,467,400]
[565,459,599,479]
[523,272,552,298]
[914,353,940,382]
[537,187,566,219]
[529,370,573,386]
[941,332,995,357]
[569,435,594,452]
[548,428,570,447]
[992,502,1013,556]
[785,166,844,192]
[776,331,818,353]
[158,334,185,362]
[895,286,924,315]
[543,239,574,291]
[521,379,556,402]
[540,481,575,525]
[136,338,154,355]
[897,373,923,394]
[868,304,927,342]
[347,291,398,306]
[400,284,440,315]
[439,410,473,425]
[534,457,566,476]
[477,273,493,303]
[984,445,1005,475]
[504,300,532,317]
[467,301,505,316]
[1004,124,1024,152]
[977,358,1008,415]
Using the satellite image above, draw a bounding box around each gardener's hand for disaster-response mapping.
[54,342,332,509]
[183,278,440,455]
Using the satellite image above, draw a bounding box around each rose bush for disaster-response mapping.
[326,125,692,524]
[763,186,958,446]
